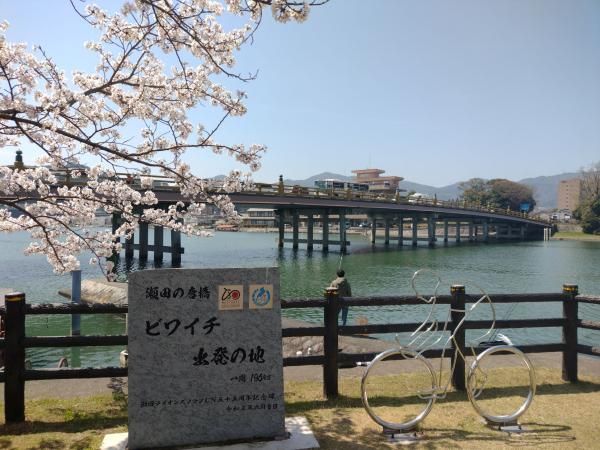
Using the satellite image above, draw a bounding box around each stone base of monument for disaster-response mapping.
[100,416,319,450]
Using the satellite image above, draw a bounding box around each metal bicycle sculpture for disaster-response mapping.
[361,269,536,433]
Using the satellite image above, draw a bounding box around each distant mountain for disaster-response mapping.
[284,172,353,187]
[517,172,579,209]
[400,181,461,200]
[277,170,582,209]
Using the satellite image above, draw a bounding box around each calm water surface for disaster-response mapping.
[1,230,599,367]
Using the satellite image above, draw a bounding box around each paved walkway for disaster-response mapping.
[1,352,598,402]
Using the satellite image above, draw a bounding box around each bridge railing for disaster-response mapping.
[41,168,548,224]
[1,284,597,420]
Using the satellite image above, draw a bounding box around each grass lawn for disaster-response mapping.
[1,368,599,449]
[552,231,600,241]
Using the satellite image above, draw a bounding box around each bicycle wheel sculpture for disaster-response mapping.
[361,348,437,432]
[361,269,537,433]
[467,345,536,426]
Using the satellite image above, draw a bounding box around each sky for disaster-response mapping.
[2,0,599,186]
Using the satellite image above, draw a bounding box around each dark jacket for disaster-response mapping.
[330,276,352,298]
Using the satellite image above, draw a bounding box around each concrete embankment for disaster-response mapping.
[58,279,390,359]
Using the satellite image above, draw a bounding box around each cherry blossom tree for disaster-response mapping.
[0,0,326,275]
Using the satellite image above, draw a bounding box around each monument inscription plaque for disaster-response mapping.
[128,267,284,449]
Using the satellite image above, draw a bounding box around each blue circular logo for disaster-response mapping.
[252,287,271,307]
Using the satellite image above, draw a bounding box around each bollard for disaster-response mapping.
[323,287,339,399]
[450,285,466,391]
[4,292,26,423]
[562,284,579,382]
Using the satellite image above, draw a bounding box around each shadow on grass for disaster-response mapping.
[309,410,576,450]
[287,379,600,413]
[0,413,126,437]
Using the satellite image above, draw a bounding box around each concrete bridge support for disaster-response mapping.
[428,216,436,247]
[384,218,390,246]
[339,210,347,253]
[139,222,149,260]
[456,222,461,243]
[125,230,135,259]
[307,214,314,251]
[112,213,182,265]
[292,210,299,250]
[171,224,182,266]
[443,219,449,243]
[412,217,418,247]
[322,209,329,252]
[277,210,285,249]
[154,226,164,263]
[397,216,404,247]
[468,222,475,242]
[371,219,377,245]
[483,221,489,242]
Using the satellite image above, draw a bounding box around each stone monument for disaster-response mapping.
[128,267,284,449]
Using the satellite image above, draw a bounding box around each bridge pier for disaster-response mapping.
[397,216,404,247]
[139,222,149,260]
[171,223,182,266]
[456,221,461,243]
[483,221,489,242]
[307,214,314,251]
[339,210,347,253]
[154,226,164,264]
[443,219,449,243]
[277,209,285,248]
[322,209,329,251]
[412,217,418,247]
[371,218,377,245]
[292,210,299,250]
[468,222,474,242]
[125,230,135,259]
[384,217,390,246]
[428,216,436,247]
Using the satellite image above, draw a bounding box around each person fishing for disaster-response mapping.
[330,267,352,326]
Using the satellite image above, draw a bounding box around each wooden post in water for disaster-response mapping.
[139,221,149,261]
[170,222,182,266]
[292,210,299,250]
[323,287,339,399]
[450,285,466,391]
[277,209,285,249]
[412,216,418,247]
[340,210,347,253]
[443,219,449,243]
[154,226,164,264]
[384,217,390,246]
[371,219,377,245]
[322,209,329,252]
[428,216,436,247]
[125,229,135,260]
[110,213,121,264]
[397,216,404,247]
[307,214,314,251]
[4,292,26,423]
[562,284,579,383]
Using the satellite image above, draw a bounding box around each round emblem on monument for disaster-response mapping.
[252,287,271,307]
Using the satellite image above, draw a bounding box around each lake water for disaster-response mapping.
[1,230,599,368]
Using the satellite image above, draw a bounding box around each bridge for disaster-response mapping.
[151,177,551,254]
[2,165,552,263]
